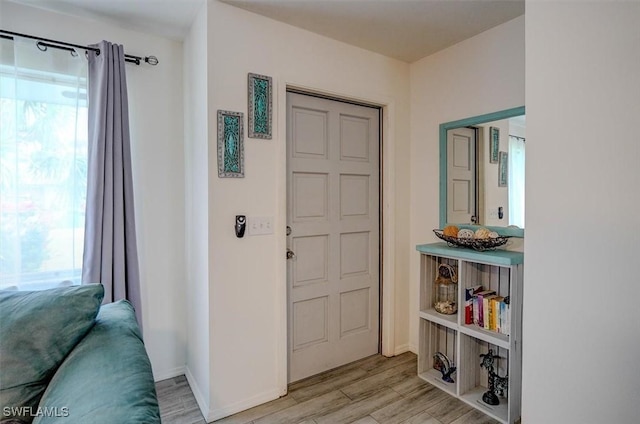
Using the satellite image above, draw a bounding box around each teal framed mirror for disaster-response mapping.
[439,106,525,237]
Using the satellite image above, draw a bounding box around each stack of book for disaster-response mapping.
[464,286,510,335]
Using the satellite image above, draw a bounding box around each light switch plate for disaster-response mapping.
[248,216,274,235]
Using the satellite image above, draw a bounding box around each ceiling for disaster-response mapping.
[221,0,524,62]
[10,0,525,63]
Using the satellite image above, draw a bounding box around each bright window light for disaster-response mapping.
[1,38,88,290]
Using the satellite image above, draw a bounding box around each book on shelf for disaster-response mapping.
[468,290,512,336]
[473,296,479,327]
[465,285,482,325]
[492,296,505,333]
[483,294,498,330]
[500,296,510,336]
[474,290,495,328]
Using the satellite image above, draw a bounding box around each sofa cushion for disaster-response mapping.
[0,284,104,423]
[33,300,160,424]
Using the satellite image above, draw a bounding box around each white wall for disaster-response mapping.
[0,1,187,381]
[183,2,211,414]
[204,0,410,419]
[409,16,525,350]
[523,2,640,422]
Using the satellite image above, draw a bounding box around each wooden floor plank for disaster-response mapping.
[253,390,351,424]
[341,360,417,401]
[155,353,502,424]
[352,416,382,424]
[161,406,207,424]
[388,374,433,396]
[314,388,402,424]
[288,355,378,392]
[358,352,416,374]
[399,411,442,424]
[424,396,474,424]
[288,365,368,403]
[213,395,299,424]
[449,409,500,424]
[369,384,448,424]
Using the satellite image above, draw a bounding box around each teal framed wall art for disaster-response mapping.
[498,151,508,187]
[217,110,244,178]
[490,126,500,164]
[248,73,272,139]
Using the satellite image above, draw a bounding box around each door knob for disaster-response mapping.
[286,249,295,259]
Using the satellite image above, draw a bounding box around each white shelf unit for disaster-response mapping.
[416,243,523,424]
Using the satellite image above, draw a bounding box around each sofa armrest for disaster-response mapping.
[32,301,160,424]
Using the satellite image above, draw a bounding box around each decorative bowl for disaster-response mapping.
[433,229,509,251]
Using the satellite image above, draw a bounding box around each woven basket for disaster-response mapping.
[433,229,509,251]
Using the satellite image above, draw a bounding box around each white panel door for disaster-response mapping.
[447,127,477,224]
[287,92,380,383]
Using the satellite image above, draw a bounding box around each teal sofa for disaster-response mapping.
[0,284,160,424]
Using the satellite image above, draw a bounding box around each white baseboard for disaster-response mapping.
[153,365,186,383]
[209,388,282,422]
[185,366,210,421]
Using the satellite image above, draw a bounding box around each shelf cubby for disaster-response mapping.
[459,334,510,423]
[418,319,458,397]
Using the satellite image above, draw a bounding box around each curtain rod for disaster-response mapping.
[0,29,158,66]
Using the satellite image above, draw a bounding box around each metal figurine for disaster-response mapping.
[433,352,456,383]
[479,349,508,405]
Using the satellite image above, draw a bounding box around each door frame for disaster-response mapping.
[285,91,381,383]
[275,81,398,393]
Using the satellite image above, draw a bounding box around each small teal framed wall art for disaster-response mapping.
[247,72,272,139]
[490,126,500,164]
[217,110,244,178]
[498,151,508,187]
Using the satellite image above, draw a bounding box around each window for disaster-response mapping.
[508,135,525,228]
[0,38,88,290]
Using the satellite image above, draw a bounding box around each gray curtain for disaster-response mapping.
[82,40,142,328]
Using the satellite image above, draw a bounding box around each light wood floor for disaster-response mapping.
[156,352,499,424]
